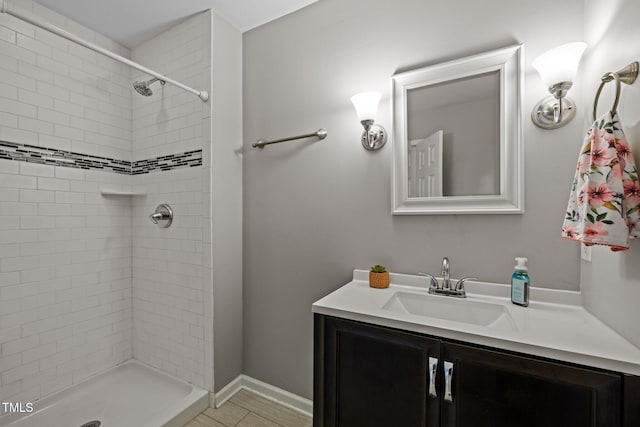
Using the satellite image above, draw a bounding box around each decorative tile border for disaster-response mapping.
[132,150,202,175]
[0,140,202,175]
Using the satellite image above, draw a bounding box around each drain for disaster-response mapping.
[80,421,101,427]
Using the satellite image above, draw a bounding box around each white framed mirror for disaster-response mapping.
[391,44,524,215]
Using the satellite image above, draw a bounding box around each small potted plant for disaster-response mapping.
[369,265,390,289]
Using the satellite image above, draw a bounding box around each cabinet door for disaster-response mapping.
[441,342,622,427]
[315,315,441,427]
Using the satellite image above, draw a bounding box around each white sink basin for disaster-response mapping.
[383,291,516,330]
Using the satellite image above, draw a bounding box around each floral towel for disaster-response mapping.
[562,111,640,251]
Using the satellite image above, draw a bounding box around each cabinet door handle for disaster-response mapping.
[428,357,438,398]
[444,361,454,403]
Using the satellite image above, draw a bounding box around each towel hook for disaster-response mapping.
[592,61,639,121]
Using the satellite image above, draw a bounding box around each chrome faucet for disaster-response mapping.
[419,257,477,298]
[441,257,451,290]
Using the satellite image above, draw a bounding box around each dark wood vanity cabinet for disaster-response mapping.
[314,315,441,427]
[314,314,640,427]
[441,342,621,427]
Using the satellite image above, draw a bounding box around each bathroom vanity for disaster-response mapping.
[312,271,640,427]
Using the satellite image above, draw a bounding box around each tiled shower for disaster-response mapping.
[0,1,243,407]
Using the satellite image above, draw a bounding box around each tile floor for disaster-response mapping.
[184,390,312,427]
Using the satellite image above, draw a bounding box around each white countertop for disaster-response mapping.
[312,270,640,376]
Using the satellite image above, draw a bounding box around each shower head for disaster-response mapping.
[132,77,165,97]
[133,81,152,97]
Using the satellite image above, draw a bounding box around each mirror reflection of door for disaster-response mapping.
[407,71,500,197]
[408,130,443,197]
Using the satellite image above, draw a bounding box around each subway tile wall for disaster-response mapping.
[0,1,213,402]
[0,1,132,161]
[130,12,212,390]
[131,167,207,387]
[0,1,134,403]
[131,12,208,162]
[0,164,133,403]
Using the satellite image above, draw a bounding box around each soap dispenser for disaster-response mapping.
[511,257,530,307]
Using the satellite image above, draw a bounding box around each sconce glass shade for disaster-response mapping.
[532,42,586,88]
[350,91,386,151]
[350,91,381,121]
[531,42,586,129]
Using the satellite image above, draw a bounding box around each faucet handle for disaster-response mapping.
[418,272,439,289]
[454,277,478,292]
[149,213,161,224]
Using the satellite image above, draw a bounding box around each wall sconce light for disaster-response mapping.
[531,42,587,129]
[350,91,387,151]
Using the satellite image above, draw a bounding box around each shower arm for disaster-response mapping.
[0,0,209,102]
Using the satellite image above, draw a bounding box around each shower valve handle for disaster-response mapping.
[149,212,166,224]
[149,204,173,228]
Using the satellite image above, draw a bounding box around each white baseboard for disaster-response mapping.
[213,375,313,418]
[241,375,313,417]
[212,374,243,408]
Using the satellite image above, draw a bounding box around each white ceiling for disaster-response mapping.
[33,0,319,47]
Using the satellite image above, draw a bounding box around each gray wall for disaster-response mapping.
[243,0,585,398]
[581,0,640,348]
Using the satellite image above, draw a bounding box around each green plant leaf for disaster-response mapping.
[587,213,595,223]
[371,265,387,273]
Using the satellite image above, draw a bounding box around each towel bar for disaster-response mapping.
[253,129,328,149]
[592,61,638,121]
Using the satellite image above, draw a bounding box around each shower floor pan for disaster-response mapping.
[0,360,208,427]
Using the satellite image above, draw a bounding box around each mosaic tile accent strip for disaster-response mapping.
[132,150,202,175]
[0,140,202,175]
